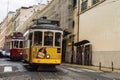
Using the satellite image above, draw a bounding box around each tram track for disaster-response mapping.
[38,71,62,80]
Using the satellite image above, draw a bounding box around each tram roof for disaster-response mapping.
[30,24,63,31]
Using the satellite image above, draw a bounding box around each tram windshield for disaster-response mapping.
[12,41,24,48]
[33,31,62,47]
[14,41,19,48]
[44,32,53,46]
[34,31,42,45]
[20,41,24,48]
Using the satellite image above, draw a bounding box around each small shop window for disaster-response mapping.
[81,0,88,11]
[55,32,61,46]
[72,21,75,28]
[73,0,77,8]
[92,0,99,5]
[44,32,53,46]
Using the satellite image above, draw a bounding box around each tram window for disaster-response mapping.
[44,32,53,46]
[34,31,42,45]
[14,41,19,48]
[29,33,33,40]
[20,41,23,48]
[29,33,33,45]
[12,41,14,48]
[55,33,61,46]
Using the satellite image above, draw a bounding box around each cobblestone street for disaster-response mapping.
[0,58,120,80]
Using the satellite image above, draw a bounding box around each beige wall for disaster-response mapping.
[6,12,15,36]
[79,0,120,68]
[93,51,120,68]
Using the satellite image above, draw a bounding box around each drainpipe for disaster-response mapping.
[77,0,80,42]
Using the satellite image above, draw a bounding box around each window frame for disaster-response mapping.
[73,0,77,8]
[44,31,54,47]
[81,0,88,11]
[55,32,62,47]
[34,31,43,46]
[92,0,100,5]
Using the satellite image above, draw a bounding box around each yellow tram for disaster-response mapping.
[23,17,63,68]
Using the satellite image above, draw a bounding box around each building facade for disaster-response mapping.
[0,17,8,48]
[0,22,2,48]
[74,0,120,68]
[14,4,46,32]
[0,11,15,49]
[6,11,15,36]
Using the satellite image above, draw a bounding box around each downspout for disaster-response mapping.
[77,0,80,42]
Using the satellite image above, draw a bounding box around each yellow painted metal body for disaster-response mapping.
[23,46,62,65]
[23,48,30,61]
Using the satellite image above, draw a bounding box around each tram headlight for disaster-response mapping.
[46,54,50,59]
[19,52,23,55]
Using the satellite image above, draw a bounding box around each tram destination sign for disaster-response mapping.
[33,18,59,26]
[12,32,23,39]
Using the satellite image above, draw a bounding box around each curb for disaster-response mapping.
[62,63,120,73]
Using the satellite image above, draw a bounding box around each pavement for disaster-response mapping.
[0,73,31,80]
[62,63,120,73]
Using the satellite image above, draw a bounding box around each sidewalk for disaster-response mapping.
[62,63,120,73]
